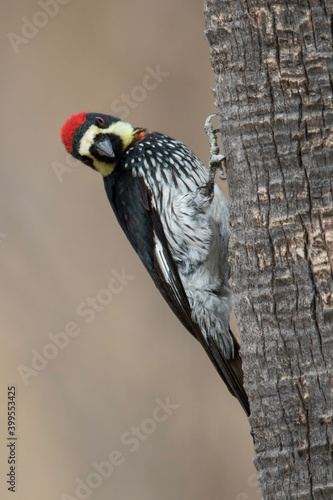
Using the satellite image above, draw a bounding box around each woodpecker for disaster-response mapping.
[61,112,250,416]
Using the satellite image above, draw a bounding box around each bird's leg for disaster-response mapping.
[204,114,227,196]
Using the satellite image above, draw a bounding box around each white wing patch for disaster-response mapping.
[154,233,172,284]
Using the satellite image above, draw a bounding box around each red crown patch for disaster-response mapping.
[60,112,87,154]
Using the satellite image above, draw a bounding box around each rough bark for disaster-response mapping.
[204,1,333,499]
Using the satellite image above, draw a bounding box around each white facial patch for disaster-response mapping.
[78,125,100,157]
[78,121,135,176]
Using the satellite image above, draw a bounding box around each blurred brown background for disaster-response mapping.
[1,1,260,499]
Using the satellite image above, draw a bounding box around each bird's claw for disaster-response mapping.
[204,113,218,130]
[204,114,227,183]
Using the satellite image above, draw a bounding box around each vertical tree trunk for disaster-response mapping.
[204,1,333,498]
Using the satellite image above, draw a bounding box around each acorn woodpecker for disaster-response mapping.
[60,112,250,416]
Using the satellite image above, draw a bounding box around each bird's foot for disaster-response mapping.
[204,114,227,189]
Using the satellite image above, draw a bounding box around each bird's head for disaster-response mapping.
[60,112,135,176]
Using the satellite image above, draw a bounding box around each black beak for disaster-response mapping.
[96,136,115,158]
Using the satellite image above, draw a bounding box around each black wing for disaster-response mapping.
[104,172,196,337]
[104,172,250,416]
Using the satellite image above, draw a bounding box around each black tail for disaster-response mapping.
[203,331,250,416]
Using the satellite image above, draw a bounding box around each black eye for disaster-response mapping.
[96,116,105,127]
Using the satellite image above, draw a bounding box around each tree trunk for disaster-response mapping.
[204,1,333,498]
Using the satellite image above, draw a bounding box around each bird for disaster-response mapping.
[60,112,250,416]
